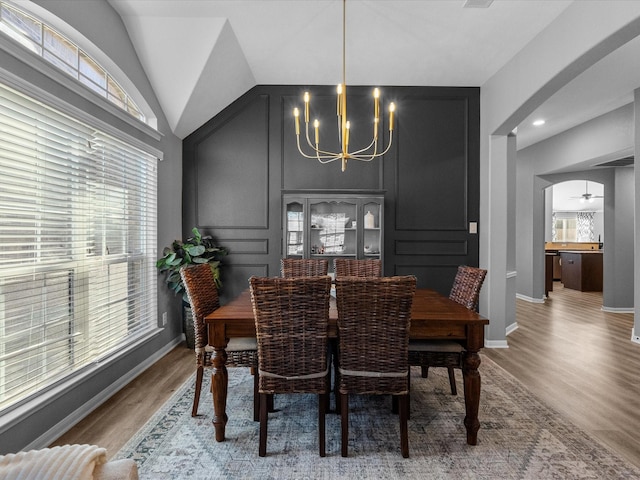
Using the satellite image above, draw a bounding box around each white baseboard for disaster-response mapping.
[505,322,519,336]
[602,306,634,313]
[485,340,509,348]
[516,293,545,304]
[24,335,184,452]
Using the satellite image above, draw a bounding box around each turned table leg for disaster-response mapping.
[462,349,482,445]
[211,346,228,442]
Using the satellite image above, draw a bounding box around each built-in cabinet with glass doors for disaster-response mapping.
[283,192,384,273]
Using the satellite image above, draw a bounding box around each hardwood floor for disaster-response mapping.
[52,283,640,468]
[50,342,194,459]
[484,282,640,469]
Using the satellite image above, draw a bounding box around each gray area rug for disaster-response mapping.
[115,356,640,479]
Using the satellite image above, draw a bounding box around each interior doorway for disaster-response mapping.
[544,179,605,296]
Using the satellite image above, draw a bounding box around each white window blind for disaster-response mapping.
[0,81,157,412]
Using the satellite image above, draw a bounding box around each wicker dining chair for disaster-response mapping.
[249,275,332,457]
[332,258,382,412]
[180,264,259,419]
[408,265,487,395]
[277,258,330,411]
[280,258,329,278]
[333,258,382,278]
[335,275,416,458]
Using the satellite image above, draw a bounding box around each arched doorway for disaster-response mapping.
[544,180,604,296]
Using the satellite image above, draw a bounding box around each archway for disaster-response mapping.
[544,180,605,298]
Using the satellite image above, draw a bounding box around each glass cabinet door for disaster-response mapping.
[309,200,357,258]
[285,200,304,257]
[363,200,382,259]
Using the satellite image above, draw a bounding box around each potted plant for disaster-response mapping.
[157,227,227,348]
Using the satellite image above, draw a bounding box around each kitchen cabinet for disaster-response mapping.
[545,253,554,296]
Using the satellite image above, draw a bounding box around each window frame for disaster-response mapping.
[0,73,160,415]
[0,1,160,140]
[0,1,145,123]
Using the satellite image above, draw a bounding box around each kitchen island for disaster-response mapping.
[559,250,603,292]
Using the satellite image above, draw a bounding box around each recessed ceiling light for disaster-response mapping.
[463,0,494,7]
[533,119,546,127]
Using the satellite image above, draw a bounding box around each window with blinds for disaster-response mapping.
[0,81,157,413]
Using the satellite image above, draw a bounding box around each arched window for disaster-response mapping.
[0,1,145,122]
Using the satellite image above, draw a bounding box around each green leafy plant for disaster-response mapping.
[156,227,227,301]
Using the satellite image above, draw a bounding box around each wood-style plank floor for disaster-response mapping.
[50,343,194,459]
[52,283,640,467]
[484,282,640,469]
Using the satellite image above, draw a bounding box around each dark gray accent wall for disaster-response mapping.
[184,85,480,302]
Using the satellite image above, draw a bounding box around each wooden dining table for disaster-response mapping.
[205,287,489,445]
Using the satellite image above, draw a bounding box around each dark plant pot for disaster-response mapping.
[183,302,195,349]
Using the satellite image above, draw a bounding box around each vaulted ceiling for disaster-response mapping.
[108,0,640,159]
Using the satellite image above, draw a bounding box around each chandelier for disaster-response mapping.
[293,0,395,172]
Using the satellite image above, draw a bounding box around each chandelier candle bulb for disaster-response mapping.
[314,119,319,145]
[294,108,300,135]
[304,92,310,123]
[389,103,395,131]
[374,88,380,119]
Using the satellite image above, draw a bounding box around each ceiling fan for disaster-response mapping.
[570,181,604,203]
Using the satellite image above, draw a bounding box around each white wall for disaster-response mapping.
[516,101,634,310]
[481,2,640,345]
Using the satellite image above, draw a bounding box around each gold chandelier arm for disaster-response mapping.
[295,135,322,159]
[303,118,316,151]
[317,155,343,164]
[296,134,346,160]
[348,137,378,157]
[300,118,353,157]
[349,131,394,161]
[301,119,344,157]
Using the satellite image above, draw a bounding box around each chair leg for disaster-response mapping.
[319,393,327,457]
[253,370,260,421]
[331,341,340,414]
[407,368,411,420]
[447,367,457,395]
[340,393,349,457]
[421,365,429,378]
[259,392,268,457]
[399,394,409,458]
[394,368,411,418]
[192,365,204,417]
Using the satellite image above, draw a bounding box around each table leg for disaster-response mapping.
[211,346,228,442]
[462,349,481,445]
